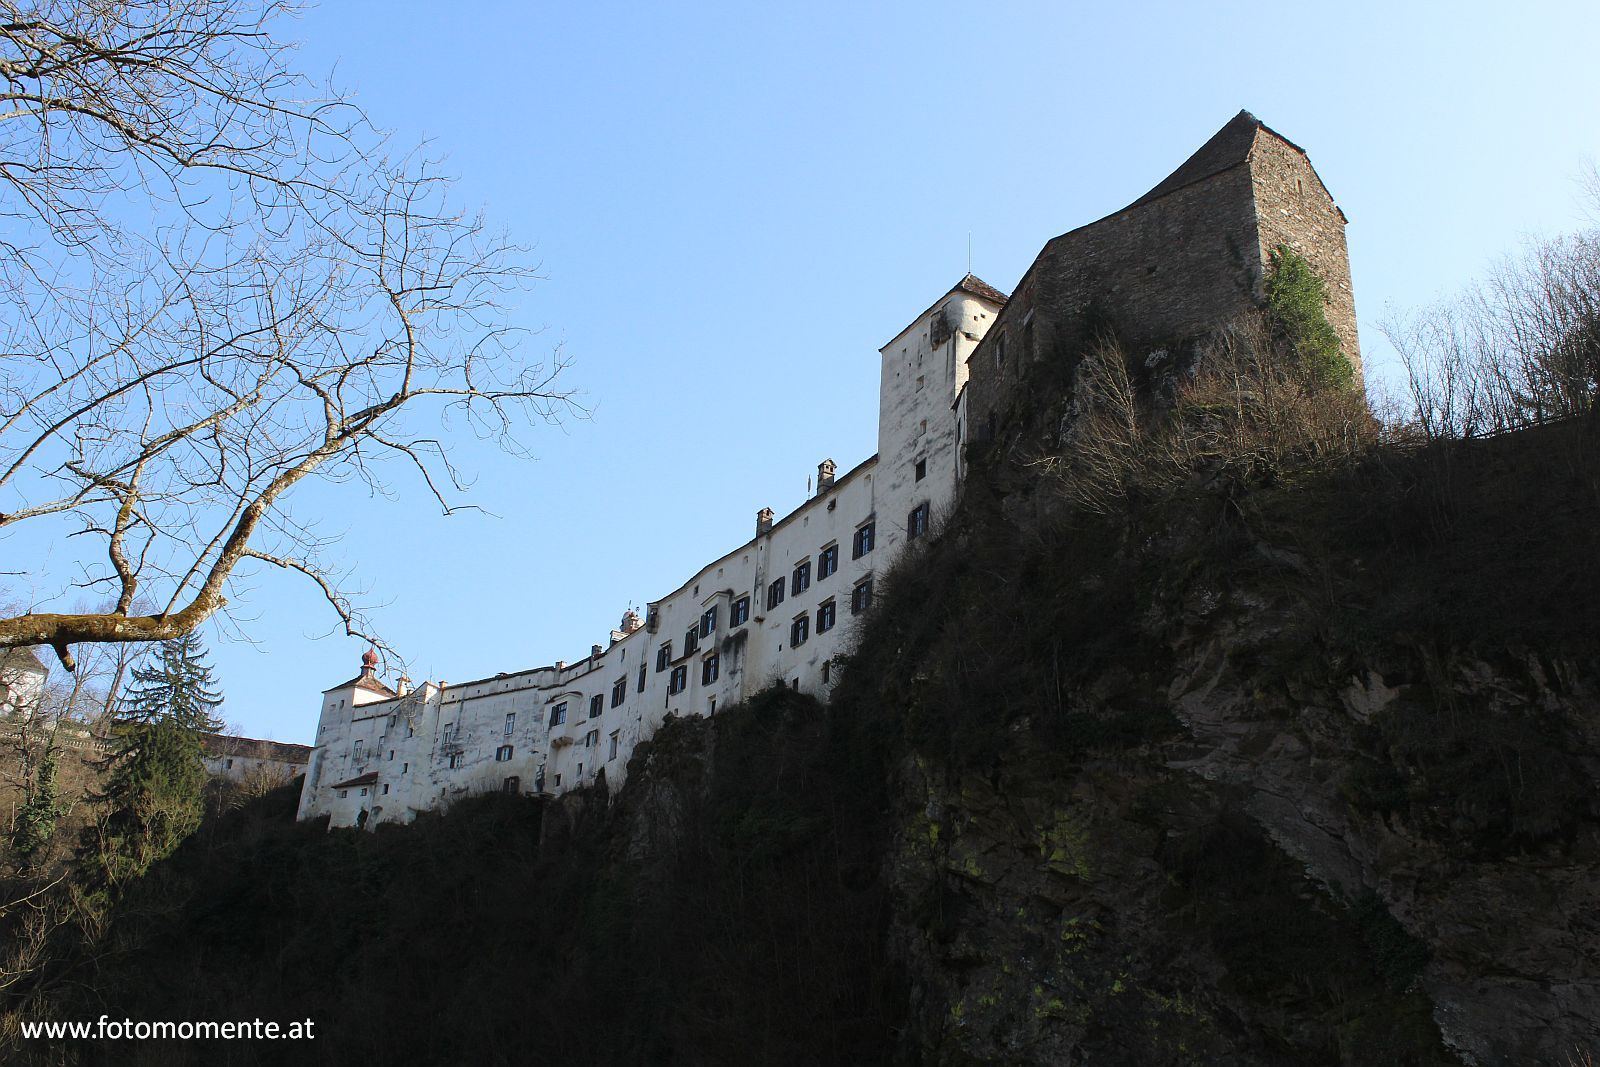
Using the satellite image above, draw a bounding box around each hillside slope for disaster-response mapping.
[9,400,1600,1066]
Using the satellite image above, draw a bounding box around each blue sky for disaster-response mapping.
[69,1,1600,737]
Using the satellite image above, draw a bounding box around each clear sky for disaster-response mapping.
[54,1,1600,738]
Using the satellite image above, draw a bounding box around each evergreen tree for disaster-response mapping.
[84,718,207,888]
[80,634,224,887]
[121,632,226,732]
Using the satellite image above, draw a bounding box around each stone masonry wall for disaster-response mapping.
[963,162,1263,440]
[1249,134,1362,379]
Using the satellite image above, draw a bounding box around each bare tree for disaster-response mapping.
[0,2,574,670]
[1384,226,1600,440]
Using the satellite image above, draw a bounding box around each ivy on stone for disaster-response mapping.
[1265,244,1354,391]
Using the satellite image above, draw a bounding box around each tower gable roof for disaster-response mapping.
[1128,109,1266,209]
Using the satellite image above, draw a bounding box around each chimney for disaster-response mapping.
[756,507,774,537]
[555,659,566,672]
[816,458,837,494]
[591,643,603,660]
[396,674,412,697]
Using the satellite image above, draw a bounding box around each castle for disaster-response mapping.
[297,111,1358,830]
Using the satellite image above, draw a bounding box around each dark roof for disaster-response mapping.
[322,671,397,697]
[1128,110,1264,209]
[200,732,312,764]
[953,273,1009,306]
[329,771,379,790]
[0,647,48,677]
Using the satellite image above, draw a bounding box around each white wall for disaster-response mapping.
[297,278,999,829]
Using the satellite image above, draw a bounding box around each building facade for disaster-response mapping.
[200,733,313,788]
[297,111,1357,830]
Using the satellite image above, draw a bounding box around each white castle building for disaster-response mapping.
[298,275,1007,829]
[298,110,1360,829]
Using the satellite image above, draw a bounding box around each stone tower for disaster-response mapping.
[959,110,1359,442]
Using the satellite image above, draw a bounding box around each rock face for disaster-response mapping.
[871,554,1600,1065]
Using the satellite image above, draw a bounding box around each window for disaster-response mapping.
[852,522,875,559]
[503,776,520,794]
[702,654,719,685]
[441,723,457,743]
[792,561,811,597]
[225,758,234,770]
[448,752,464,769]
[669,664,688,695]
[684,626,699,655]
[359,787,368,797]
[656,643,672,672]
[585,729,599,748]
[353,739,363,759]
[700,606,717,639]
[608,731,620,761]
[496,745,513,762]
[914,459,926,481]
[852,577,873,615]
[637,664,647,693]
[549,702,567,727]
[389,750,395,761]
[339,789,348,799]
[908,502,929,540]
[731,595,750,626]
[402,762,408,774]
[822,660,831,684]
[611,677,627,708]
[589,694,604,718]
[790,614,809,647]
[503,713,516,736]
[406,722,415,738]
[382,783,390,795]
[817,599,836,634]
[767,577,785,610]
[995,331,1006,368]
[818,544,838,580]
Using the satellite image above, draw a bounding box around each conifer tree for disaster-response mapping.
[120,633,226,733]
[81,635,224,887]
